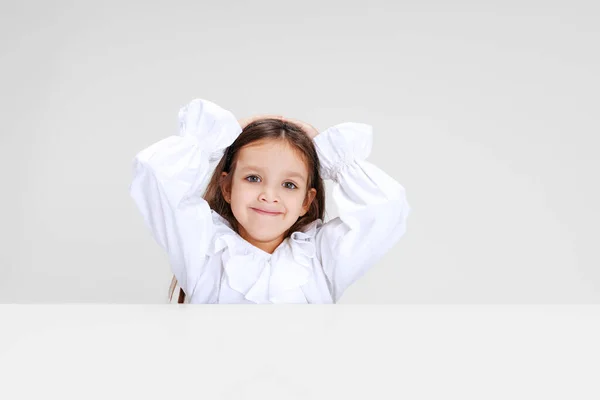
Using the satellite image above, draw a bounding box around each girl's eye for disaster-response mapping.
[245,175,261,183]
[283,182,297,190]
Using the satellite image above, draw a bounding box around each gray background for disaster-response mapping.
[1,0,598,303]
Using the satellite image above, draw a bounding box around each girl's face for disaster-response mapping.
[223,139,317,253]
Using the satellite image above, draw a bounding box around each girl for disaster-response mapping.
[129,98,411,304]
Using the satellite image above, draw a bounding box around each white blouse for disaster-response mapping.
[129,99,411,304]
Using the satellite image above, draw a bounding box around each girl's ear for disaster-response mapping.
[221,172,231,203]
[300,188,317,216]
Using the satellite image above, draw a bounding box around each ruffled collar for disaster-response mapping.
[208,211,321,303]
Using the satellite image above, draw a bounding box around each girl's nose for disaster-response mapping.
[259,187,279,203]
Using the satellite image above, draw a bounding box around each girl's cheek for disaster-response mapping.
[283,190,305,203]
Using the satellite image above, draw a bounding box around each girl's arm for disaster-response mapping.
[312,122,412,302]
[129,99,242,297]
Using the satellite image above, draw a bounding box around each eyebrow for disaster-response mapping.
[238,165,307,181]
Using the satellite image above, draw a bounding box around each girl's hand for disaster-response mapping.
[238,114,283,130]
[238,114,320,140]
[283,117,320,140]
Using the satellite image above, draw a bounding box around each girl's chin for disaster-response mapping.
[240,226,287,242]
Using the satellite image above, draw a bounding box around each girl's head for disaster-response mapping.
[203,118,325,253]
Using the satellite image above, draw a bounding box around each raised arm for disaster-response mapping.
[313,122,412,302]
[129,98,242,296]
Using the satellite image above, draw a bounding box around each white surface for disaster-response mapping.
[1,305,599,399]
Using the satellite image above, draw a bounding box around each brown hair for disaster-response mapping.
[169,118,326,303]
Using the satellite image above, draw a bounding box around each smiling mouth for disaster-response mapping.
[251,208,283,216]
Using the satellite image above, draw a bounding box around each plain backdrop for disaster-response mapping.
[1,0,598,303]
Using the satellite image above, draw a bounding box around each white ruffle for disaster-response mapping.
[176,99,242,208]
[313,122,373,181]
[208,212,321,304]
[178,98,242,159]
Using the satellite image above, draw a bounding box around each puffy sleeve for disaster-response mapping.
[313,123,412,302]
[129,98,242,296]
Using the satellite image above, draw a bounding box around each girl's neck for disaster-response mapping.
[238,226,285,255]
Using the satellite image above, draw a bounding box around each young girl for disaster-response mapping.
[129,98,411,304]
